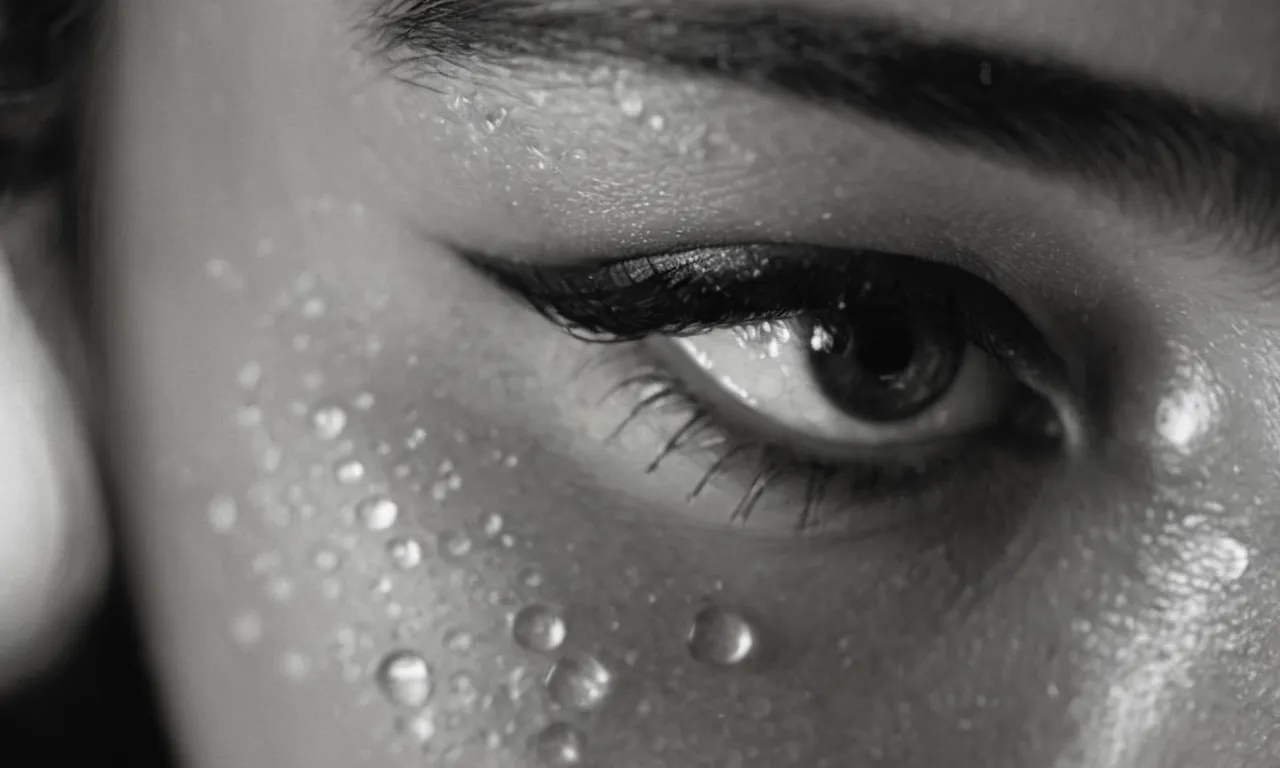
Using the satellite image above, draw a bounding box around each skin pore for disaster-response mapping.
[99,1,1280,767]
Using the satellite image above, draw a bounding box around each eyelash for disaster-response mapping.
[594,345,971,531]
[470,245,1067,530]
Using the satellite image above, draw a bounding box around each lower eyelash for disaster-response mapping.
[597,349,962,533]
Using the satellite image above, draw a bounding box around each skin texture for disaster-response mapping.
[98,1,1280,767]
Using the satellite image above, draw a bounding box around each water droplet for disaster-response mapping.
[441,531,472,557]
[334,459,365,484]
[353,391,376,410]
[386,536,424,569]
[406,427,428,449]
[688,605,757,666]
[481,512,504,538]
[279,651,311,679]
[443,628,474,653]
[448,671,478,709]
[207,495,238,532]
[310,405,348,440]
[397,713,436,744]
[357,496,400,531]
[300,296,327,319]
[511,604,566,653]
[544,653,614,711]
[646,113,666,131]
[619,92,644,117]
[237,362,263,389]
[311,546,342,572]
[531,722,584,766]
[517,566,544,588]
[230,612,262,646]
[376,651,433,707]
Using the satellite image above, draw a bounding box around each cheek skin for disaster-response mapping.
[101,2,1280,767]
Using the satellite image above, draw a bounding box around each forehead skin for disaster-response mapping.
[99,1,1280,768]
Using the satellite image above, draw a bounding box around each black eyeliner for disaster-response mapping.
[466,244,963,341]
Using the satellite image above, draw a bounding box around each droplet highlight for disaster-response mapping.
[357,496,400,531]
[386,536,424,569]
[310,405,348,440]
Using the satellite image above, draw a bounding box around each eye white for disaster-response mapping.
[649,319,1018,460]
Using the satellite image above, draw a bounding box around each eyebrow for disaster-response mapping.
[363,0,1280,252]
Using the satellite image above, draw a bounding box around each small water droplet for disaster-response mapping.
[531,722,584,766]
[443,628,474,653]
[376,651,433,707]
[207,495,238,532]
[300,296,327,319]
[646,113,666,131]
[511,604,566,653]
[448,671,478,709]
[230,612,262,646]
[544,653,613,711]
[481,512,504,538]
[311,546,342,572]
[310,405,348,440]
[406,427,428,449]
[619,92,644,117]
[688,605,757,666]
[237,362,263,389]
[334,459,366,484]
[517,566,543,588]
[441,531,472,557]
[266,576,294,602]
[397,712,436,744]
[357,496,400,531]
[279,651,311,679]
[386,536,424,569]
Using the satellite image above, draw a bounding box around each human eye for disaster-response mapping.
[469,244,1078,534]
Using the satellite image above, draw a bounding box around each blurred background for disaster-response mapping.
[0,2,172,763]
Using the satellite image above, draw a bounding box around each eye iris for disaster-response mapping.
[807,300,964,422]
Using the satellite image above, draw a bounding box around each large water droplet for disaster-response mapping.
[310,405,347,440]
[376,650,433,707]
[386,536,424,569]
[687,606,757,666]
[511,604,566,653]
[545,653,614,711]
[357,496,400,531]
[531,722,584,766]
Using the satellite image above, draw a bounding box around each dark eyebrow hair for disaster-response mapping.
[361,0,1280,252]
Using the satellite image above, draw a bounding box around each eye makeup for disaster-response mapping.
[466,244,1071,531]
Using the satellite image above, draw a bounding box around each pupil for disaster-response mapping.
[852,317,915,377]
[807,300,964,423]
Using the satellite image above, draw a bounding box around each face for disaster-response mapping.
[97,0,1280,766]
